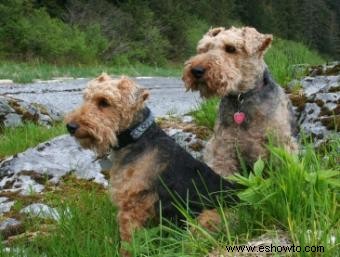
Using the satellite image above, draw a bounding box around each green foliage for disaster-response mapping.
[190,98,220,129]
[1,0,336,65]
[229,138,340,255]
[35,192,119,257]
[265,39,325,85]
[0,122,66,158]
[0,0,107,63]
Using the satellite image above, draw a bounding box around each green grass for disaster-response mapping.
[0,62,181,83]
[0,39,322,84]
[1,137,338,257]
[191,38,325,129]
[189,98,219,130]
[265,38,325,85]
[0,123,66,158]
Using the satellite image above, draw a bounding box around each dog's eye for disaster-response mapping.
[225,45,236,53]
[98,99,110,108]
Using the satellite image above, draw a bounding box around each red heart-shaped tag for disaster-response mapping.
[233,112,246,125]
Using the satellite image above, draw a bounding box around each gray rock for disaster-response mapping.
[181,115,194,123]
[301,76,333,98]
[292,69,339,146]
[0,99,14,113]
[0,135,108,193]
[16,176,45,196]
[3,113,22,127]
[0,96,62,127]
[0,218,23,239]
[20,203,60,221]
[315,93,339,111]
[0,196,8,203]
[0,174,45,196]
[0,198,15,214]
[0,218,21,230]
[164,128,206,160]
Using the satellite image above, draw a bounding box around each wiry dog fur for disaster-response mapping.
[65,74,238,249]
[183,26,298,176]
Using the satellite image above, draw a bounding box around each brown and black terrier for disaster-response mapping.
[65,74,238,250]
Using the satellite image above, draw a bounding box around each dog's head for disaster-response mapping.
[182,26,272,98]
[64,74,149,155]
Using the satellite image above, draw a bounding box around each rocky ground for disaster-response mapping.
[0,64,339,254]
[289,62,340,146]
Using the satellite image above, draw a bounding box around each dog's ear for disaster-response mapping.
[96,73,111,82]
[117,76,135,90]
[259,34,273,52]
[206,27,225,37]
[135,88,149,103]
[242,27,273,55]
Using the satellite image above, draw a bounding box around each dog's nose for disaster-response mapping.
[66,123,79,135]
[191,66,205,78]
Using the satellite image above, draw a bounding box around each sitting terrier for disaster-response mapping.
[183,26,298,177]
[65,74,238,245]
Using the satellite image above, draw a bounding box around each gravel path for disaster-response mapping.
[0,77,201,116]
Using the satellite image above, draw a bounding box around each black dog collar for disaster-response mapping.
[113,108,154,150]
[237,68,269,100]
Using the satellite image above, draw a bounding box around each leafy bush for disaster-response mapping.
[0,0,107,63]
[0,0,333,66]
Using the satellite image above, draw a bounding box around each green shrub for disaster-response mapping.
[0,0,107,64]
[116,1,170,65]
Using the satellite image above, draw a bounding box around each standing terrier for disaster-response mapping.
[65,74,237,245]
[183,26,298,177]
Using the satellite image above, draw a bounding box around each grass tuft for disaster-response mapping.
[189,98,219,130]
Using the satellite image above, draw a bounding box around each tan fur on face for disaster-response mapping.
[64,73,149,156]
[182,26,273,97]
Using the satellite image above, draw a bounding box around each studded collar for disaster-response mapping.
[113,107,154,150]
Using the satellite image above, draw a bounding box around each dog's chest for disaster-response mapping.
[219,91,279,129]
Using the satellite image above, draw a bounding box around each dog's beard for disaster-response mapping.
[74,129,117,158]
